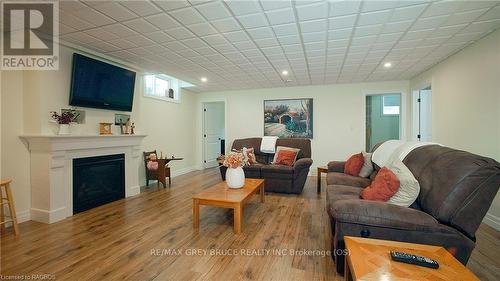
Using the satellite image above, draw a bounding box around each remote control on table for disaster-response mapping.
[390,251,439,269]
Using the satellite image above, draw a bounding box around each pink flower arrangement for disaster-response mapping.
[51,111,75,124]
[222,152,244,169]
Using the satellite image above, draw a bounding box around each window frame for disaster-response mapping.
[143,74,181,103]
[381,95,400,116]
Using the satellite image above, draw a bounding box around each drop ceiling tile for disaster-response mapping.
[362,1,398,13]
[328,38,349,48]
[59,24,76,35]
[377,32,403,43]
[358,9,392,26]
[123,18,159,33]
[305,41,326,51]
[195,1,231,20]
[272,23,299,36]
[300,19,327,33]
[233,40,257,51]
[266,8,296,25]
[355,24,383,37]
[261,46,283,55]
[170,7,206,25]
[60,11,95,29]
[125,34,156,46]
[411,15,449,31]
[391,4,427,22]
[145,14,180,30]
[445,8,490,26]
[163,41,189,52]
[421,1,462,18]
[72,6,115,26]
[108,38,138,49]
[328,28,352,40]
[153,0,191,11]
[91,2,138,21]
[277,35,301,45]
[225,0,261,16]
[143,31,175,43]
[120,1,163,16]
[201,34,229,45]
[329,1,361,17]
[89,40,121,53]
[211,17,242,32]
[188,22,219,36]
[296,2,328,21]
[103,23,138,37]
[247,27,275,40]
[254,37,279,48]
[428,24,466,38]
[302,31,326,43]
[193,46,218,55]
[329,14,357,30]
[383,20,413,33]
[351,35,377,46]
[165,26,196,40]
[61,32,98,44]
[260,0,291,11]
[84,28,120,41]
[180,37,208,48]
[237,13,268,29]
[282,44,303,53]
[478,5,500,21]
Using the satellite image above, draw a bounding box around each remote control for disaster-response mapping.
[390,251,439,269]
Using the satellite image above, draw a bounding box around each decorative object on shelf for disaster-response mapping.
[222,152,245,189]
[264,98,313,139]
[168,88,174,99]
[119,118,134,135]
[99,122,113,135]
[51,110,75,135]
[115,113,130,125]
[62,109,85,124]
[130,123,135,135]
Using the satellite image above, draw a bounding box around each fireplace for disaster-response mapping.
[73,154,125,214]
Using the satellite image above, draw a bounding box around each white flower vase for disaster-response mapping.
[226,166,245,189]
[58,124,70,135]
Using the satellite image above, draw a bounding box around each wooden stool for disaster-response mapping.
[0,179,19,235]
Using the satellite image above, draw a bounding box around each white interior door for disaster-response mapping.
[412,87,432,141]
[203,102,225,168]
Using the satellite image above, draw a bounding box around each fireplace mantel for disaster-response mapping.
[20,134,146,223]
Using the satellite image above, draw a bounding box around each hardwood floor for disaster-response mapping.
[1,168,498,280]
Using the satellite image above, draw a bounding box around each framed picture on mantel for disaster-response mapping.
[264,98,313,139]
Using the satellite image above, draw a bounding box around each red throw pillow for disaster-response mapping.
[360,167,400,201]
[275,149,298,166]
[344,153,364,176]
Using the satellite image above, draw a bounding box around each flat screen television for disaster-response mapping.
[69,53,136,112]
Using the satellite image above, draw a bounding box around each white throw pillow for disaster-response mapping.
[358,152,373,178]
[386,159,420,207]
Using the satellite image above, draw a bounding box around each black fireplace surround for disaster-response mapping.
[73,154,125,214]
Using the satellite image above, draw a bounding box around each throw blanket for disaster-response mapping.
[373,140,440,167]
[260,136,278,153]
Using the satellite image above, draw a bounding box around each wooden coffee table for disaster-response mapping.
[344,236,479,281]
[192,178,265,234]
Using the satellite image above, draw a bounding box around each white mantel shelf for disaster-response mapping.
[20,134,146,224]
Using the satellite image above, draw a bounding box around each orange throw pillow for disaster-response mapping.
[360,167,400,201]
[275,149,298,166]
[344,153,365,176]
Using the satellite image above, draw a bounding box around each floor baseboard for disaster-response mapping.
[483,212,500,231]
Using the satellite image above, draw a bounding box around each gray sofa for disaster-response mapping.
[326,144,500,273]
[219,137,313,194]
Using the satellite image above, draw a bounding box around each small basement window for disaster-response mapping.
[144,74,180,102]
[382,94,401,115]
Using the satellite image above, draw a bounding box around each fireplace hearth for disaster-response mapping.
[73,154,125,214]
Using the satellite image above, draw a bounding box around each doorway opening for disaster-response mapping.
[202,102,225,168]
[412,86,432,141]
[366,93,401,151]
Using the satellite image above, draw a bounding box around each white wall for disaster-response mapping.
[1,44,198,223]
[410,29,500,230]
[195,81,410,172]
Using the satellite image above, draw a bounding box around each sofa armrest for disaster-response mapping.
[294,158,313,173]
[328,161,345,173]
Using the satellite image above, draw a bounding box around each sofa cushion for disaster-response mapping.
[242,163,263,178]
[326,172,371,188]
[360,167,400,202]
[326,185,362,208]
[261,165,294,174]
[344,152,364,176]
[329,199,442,232]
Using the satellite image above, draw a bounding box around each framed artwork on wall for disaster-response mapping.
[264,98,313,139]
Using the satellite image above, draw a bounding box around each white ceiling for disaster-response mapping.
[59,0,500,92]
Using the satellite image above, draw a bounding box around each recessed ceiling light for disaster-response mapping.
[281,70,289,75]
[201,77,207,82]
[384,62,392,68]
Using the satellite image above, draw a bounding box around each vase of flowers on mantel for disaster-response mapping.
[222,152,245,189]
[51,110,75,135]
